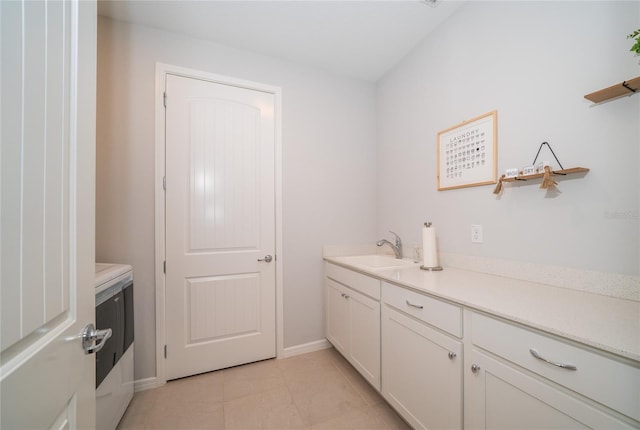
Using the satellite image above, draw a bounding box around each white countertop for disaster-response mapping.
[324,256,640,363]
[95,263,133,288]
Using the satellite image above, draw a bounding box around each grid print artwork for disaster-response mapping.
[444,128,487,180]
[437,111,497,191]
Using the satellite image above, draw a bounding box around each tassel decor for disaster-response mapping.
[493,175,505,194]
[540,165,558,189]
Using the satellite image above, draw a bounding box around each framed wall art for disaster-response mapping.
[437,110,497,191]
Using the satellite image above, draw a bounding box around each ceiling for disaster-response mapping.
[97,0,465,82]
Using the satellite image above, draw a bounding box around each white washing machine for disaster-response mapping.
[95,263,134,430]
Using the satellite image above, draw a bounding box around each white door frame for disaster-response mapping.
[154,63,283,385]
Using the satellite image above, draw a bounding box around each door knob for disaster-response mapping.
[258,255,273,263]
[81,323,112,354]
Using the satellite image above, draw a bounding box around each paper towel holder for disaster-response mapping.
[420,222,443,271]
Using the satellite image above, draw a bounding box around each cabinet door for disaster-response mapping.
[471,312,640,422]
[348,288,380,390]
[326,278,350,356]
[382,304,462,430]
[466,349,636,430]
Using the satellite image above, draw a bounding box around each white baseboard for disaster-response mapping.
[134,376,163,392]
[281,339,332,358]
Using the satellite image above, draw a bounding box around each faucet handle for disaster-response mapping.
[388,230,402,247]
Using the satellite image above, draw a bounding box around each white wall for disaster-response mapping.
[96,17,377,381]
[377,1,640,276]
[98,1,639,382]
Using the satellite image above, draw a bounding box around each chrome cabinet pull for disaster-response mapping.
[405,300,424,309]
[448,352,456,360]
[340,293,350,299]
[530,348,577,371]
[471,364,481,373]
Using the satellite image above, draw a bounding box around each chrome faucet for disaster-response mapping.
[377,231,403,259]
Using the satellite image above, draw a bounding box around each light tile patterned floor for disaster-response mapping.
[117,347,411,430]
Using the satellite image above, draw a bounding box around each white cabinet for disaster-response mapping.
[348,286,380,388]
[325,263,381,390]
[326,279,350,354]
[465,349,635,429]
[381,282,463,430]
[466,311,640,429]
[323,258,640,429]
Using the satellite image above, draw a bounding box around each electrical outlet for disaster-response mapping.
[471,224,483,243]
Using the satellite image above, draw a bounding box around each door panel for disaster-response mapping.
[188,99,260,252]
[2,0,73,348]
[0,0,96,428]
[187,274,261,342]
[165,74,276,380]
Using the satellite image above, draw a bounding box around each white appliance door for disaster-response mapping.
[164,73,276,380]
[0,1,97,428]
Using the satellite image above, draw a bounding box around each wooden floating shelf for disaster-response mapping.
[584,76,640,103]
[501,167,590,183]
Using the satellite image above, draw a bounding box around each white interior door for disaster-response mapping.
[164,73,276,380]
[1,0,97,428]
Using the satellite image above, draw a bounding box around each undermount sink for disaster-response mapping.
[334,254,418,270]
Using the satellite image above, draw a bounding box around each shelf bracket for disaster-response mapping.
[621,81,638,94]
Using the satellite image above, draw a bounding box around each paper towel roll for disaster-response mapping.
[422,222,439,268]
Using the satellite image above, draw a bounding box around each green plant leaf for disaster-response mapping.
[628,28,640,54]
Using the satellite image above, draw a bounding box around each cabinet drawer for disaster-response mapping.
[472,312,640,422]
[382,282,462,337]
[325,262,380,300]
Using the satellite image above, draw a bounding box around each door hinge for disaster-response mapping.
[164,345,167,359]
[163,176,166,190]
[163,261,166,274]
[163,92,167,108]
